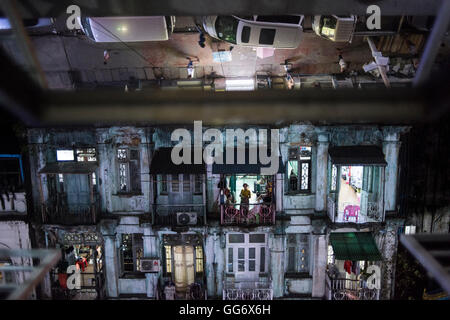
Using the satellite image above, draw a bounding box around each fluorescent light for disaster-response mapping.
[225,78,255,91]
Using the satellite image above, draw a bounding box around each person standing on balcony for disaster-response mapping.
[240,183,251,212]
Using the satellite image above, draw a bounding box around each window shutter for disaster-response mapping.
[129,150,141,192]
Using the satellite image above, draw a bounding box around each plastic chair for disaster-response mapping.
[344,205,359,222]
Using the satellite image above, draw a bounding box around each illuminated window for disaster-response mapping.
[195,246,204,273]
[164,245,172,273]
[405,225,416,234]
[120,233,143,273]
[76,148,96,162]
[288,146,312,193]
[117,148,141,193]
[56,150,74,161]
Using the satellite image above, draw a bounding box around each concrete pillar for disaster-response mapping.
[205,232,216,298]
[312,235,327,298]
[383,132,401,212]
[276,173,283,212]
[103,233,119,298]
[270,235,285,298]
[143,225,158,298]
[315,133,329,212]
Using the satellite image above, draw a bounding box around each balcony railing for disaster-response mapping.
[220,203,275,226]
[327,196,382,223]
[0,192,26,214]
[42,203,98,225]
[325,274,380,300]
[223,278,273,300]
[153,204,205,227]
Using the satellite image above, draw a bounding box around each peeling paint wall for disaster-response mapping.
[0,221,35,298]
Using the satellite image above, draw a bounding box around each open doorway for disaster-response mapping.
[337,166,363,222]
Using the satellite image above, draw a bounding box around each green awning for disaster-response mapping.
[330,232,382,261]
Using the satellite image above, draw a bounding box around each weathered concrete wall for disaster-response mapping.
[311,234,327,298]
[270,234,285,298]
[383,128,402,213]
[285,278,313,295]
[315,133,329,213]
[0,221,35,298]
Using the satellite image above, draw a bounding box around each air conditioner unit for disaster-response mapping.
[176,212,197,225]
[140,259,161,272]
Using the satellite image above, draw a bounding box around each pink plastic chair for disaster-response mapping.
[344,205,359,222]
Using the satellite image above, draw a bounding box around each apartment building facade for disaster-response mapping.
[26,124,407,300]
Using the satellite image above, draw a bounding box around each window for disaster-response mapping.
[183,174,191,192]
[164,245,172,273]
[171,174,179,192]
[215,16,239,44]
[320,16,337,38]
[405,225,416,234]
[287,234,310,273]
[159,175,168,194]
[194,174,202,194]
[327,245,335,265]
[120,233,143,273]
[226,233,268,275]
[163,245,204,276]
[330,164,338,191]
[241,26,251,43]
[57,148,97,162]
[117,148,141,193]
[259,28,276,45]
[288,146,312,193]
[56,150,74,161]
[256,15,301,24]
[76,148,96,162]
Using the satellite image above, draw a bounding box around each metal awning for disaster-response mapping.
[212,148,285,174]
[328,146,387,166]
[150,147,206,174]
[330,232,383,261]
[39,162,98,174]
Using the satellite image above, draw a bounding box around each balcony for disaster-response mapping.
[153,204,205,227]
[327,196,383,223]
[325,274,380,300]
[223,278,273,300]
[220,203,275,226]
[0,191,26,215]
[42,203,98,225]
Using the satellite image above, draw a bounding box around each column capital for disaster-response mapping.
[316,132,329,143]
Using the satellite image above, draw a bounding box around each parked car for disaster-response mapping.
[77,16,175,42]
[312,15,357,42]
[201,15,304,49]
[0,18,54,33]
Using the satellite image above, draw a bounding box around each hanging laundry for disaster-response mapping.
[76,257,88,272]
[344,260,353,274]
[58,273,68,289]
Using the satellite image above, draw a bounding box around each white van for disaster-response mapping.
[78,16,175,42]
[202,15,304,49]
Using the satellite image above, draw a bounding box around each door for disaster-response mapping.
[173,245,195,293]
[227,233,268,283]
[64,174,90,213]
[168,174,194,205]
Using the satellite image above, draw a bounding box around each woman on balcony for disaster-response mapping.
[240,183,251,212]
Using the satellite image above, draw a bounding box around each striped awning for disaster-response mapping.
[330,232,382,261]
